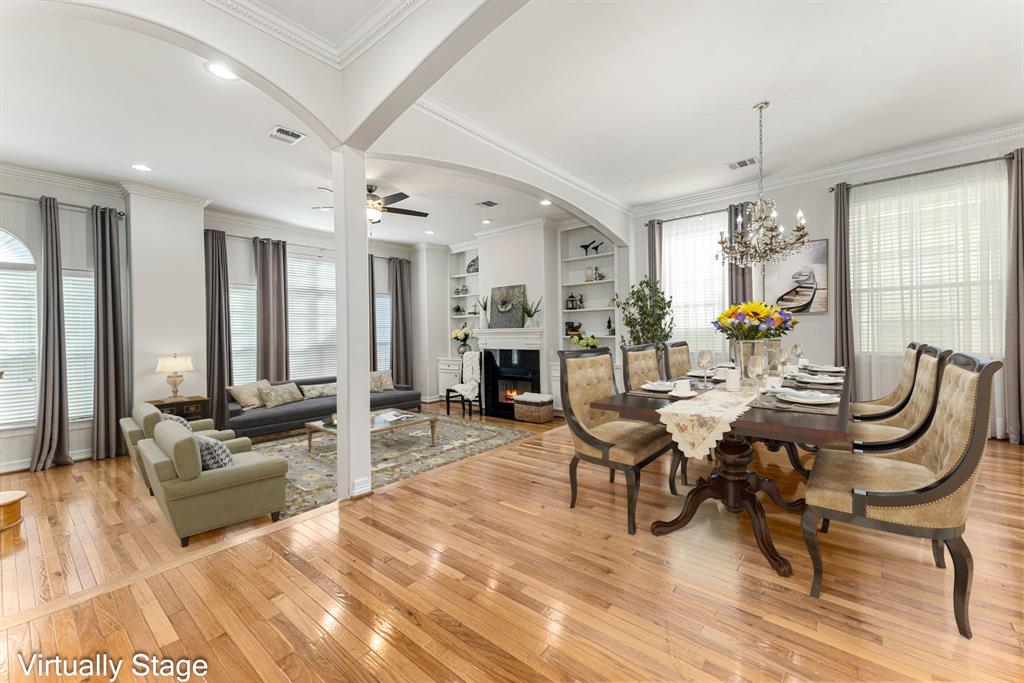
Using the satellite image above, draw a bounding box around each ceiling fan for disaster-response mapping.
[312,184,429,224]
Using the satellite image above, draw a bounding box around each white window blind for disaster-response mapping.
[229,283,257,385]
[661,211,730,355]
[287,255,337,378]
[850,160,1008,400]
[63,272,95,422]
[0,232,37,426]
[375,293,391,371]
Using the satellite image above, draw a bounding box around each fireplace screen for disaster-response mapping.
[483,349,541,418]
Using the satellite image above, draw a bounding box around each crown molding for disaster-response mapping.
[414,97,632,215]
[204,208,332,239]
[634,123,1024,218]
[120,183,210,208]
[447,239,479,254]
[0,164,122,196]
[204,0,425,71]
[473,218,547,239]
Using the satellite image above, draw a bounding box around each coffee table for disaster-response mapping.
[306,411,438,451]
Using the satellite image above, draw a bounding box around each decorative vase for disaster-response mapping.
[479,313,489,329]
[525,315,539,328]
[731,340,767,387]
[457,342,471,355]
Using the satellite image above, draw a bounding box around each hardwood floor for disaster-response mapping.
[1,413,1021,680]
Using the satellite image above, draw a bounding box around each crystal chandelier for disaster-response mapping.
[718,101,808,267]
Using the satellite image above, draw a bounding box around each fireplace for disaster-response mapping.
[483,349,541,418]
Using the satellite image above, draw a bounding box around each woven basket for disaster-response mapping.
[514,399,553,423]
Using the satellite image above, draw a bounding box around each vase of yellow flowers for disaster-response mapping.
[712,301,797,385]
[452,324,472,355]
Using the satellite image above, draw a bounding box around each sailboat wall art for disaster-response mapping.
[764,239,829,314]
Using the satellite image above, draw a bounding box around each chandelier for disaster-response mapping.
[718,101,808,267]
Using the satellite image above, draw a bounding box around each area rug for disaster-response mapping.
[253,412,532,518]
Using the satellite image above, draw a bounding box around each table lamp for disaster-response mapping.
[155,353,194,399]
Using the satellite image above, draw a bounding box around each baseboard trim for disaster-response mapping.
[350,475,372,498]
[420,395,441,403]
[1,449,92,474]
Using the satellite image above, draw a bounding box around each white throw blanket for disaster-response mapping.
[452,351,481,401]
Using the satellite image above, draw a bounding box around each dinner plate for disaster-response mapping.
[686,370,724,381]
[792,374,844,385]
[776,390,840,405]
[641,382,675,392]
[804,363,846,373]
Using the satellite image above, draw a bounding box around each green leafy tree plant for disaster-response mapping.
[612,276,674,347]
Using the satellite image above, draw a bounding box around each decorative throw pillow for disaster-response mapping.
[195,434,233,471]
[369,371,385,393]
[379,370,395,391]
[301,382,337,399]
[228,379,271,411]
[259,382,304,408]
[160,413,191,429]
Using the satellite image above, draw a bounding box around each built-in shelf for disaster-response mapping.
[562,279,614,287]
[451,314,479,319]
[450,293,478,298]
[561,252,613,264]
[451,273,478,279]
[561,307,615,313]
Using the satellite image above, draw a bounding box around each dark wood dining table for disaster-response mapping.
[591,380,850,576]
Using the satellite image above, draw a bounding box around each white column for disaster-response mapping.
[333,146,371,498]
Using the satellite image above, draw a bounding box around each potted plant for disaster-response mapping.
[612,276,673,348]
[570,333,599,349]
[521,297,542,328]
[477,295,489,329]
[712,301,797,382]
[451,324,473,354]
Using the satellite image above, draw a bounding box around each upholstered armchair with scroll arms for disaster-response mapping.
[621,343,663,392]
[801,353,1002,638]
[662,341,692,380]
[119,402,238,494]
[837,346,951,452]
[850,342,924,420]
[559,347,683,534]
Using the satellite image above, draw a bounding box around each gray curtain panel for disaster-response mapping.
[726,203,754,303]
[389,257,413,386]
[646,219,663,283]
[833,182,857,400]
[1006,148,1023,444]
[368,254,377,371]
[205,230,233,429]
[31,197,72,471]
[91,206,127,460]
[253,237,289,381]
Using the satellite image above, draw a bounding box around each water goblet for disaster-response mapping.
[790,343,804,366]
[747,355,769,398]
[697,350,714,389]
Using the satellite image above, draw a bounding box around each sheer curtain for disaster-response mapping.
[849,160,1008,436]
[661,211,730,355]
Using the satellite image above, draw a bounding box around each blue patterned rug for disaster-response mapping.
[253,411,532,518]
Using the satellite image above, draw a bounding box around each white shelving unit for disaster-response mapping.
[448,245,481,357]
[558,225,619,357]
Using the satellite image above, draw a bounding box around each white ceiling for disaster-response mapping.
[255,0,394,48]
[0,14,561,245]
[426,0,1024,207]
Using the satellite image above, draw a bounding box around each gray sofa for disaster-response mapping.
[226,375,422,437]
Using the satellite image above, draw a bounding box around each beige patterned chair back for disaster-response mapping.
[911,364,981,477]
[563,352,618,431]
[874,349,947,431]
[622,345,661,391]
[874,345,919,407]
[665,342,692,379]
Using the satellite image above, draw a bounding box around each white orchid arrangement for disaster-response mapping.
[451,324,472,343]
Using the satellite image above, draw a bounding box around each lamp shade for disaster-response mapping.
[155,355,194,373]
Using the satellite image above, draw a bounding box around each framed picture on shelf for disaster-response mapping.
[763,238,829,314]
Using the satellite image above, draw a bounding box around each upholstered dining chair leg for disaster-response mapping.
[446,394,452,416]
[820,518,830,533]
[624,468,639,535]
[931,539,946,568]
[569,456,580,508]
[609,469,615,483]
[945,536,973,638]
[801,508,823,597]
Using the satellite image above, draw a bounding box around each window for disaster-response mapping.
[660,211,730,354]
[375,293,391,371]
[229,283,257,385]
[63,271,95,422]
[850,160,1008,397]
[0,229,37,427]
[287,255,336,378]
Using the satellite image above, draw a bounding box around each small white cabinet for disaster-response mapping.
[438,357,462,397]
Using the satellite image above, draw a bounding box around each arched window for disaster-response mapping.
[0,228,38,426]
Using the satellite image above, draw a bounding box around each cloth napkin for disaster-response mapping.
[657,390,757,459]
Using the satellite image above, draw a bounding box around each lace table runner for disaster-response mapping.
[657,390,757,460]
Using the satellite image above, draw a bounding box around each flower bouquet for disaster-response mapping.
[452,324,472,354]
[570,333,599,349]
[712,302,797,383]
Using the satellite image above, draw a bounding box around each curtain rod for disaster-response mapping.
[221,231,335,254]
[0,190,126,218]
[657,206,729,225]
[828,153,1013,192]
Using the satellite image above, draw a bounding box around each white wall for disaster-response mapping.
[635,133,1024,366]
[0,166,126,472]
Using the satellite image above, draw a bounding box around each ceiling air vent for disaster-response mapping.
[728,158,758,170]
[477,200,499,207]
[268,126,306,145]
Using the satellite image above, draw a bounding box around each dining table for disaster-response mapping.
[591,377,850,576]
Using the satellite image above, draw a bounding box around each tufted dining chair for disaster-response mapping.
[662,341,692,380]
[850,342,924,419]
[841,346,952,452]
[801,353,1002,638]
[621,343,663,392]
[558,348,682,534]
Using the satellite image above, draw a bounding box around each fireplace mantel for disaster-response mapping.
[474,327,544,350]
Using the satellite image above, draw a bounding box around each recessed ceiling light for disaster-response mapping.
[131,163,152,172]
[205,61,239,81]
[425,230,435,235]
[540,199,552,206]
[481,219,491,225]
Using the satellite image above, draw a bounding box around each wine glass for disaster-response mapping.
[790,343,804,367]
[697,350,714,389]
[747,355,769,398]
[775,348,791,376]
